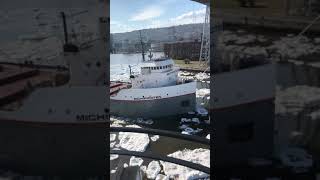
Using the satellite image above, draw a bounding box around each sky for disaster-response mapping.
[110,0,207,33]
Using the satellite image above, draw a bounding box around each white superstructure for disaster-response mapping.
[111,58,196,102]
[110,57,197,118]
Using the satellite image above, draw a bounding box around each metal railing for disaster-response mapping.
[110,127,210,175]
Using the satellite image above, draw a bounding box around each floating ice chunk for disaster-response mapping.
[234,34,256,44]
[206,134,210,139]
[115,143,121,148]
[315,38,320,44]
[181,118,191,123]
[257,35,267,42]
[275,86,320,115]
[129,156,144,167]
[110,134,116,141]
[196,88,210,98]
[146,161,161,179]
[184,127,195,133]
[188,111,195,115]
[191,118,200,124]
[181,131,191,135]
[118,125,149,152]
[110,154,119,161]
[194,128,203,133]
[150,135,160,142]
[186,170,210,180]
[140,165,147,174]
[110,142,116,148]
[136,118,144,123]
[179,124,189,130]
[110,169,116,174]
[195,73,210,81]
[243,46,268,56]
[197,107,208,116]
[155,174,169,180]
[161,148,210,180]
[145,119,154,125]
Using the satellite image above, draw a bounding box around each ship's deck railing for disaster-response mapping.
[110,126,210,175]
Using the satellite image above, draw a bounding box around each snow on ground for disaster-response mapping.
[161,148,210,180]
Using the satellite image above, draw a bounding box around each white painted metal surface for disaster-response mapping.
[212,63,275,109]
[111,81,196,101]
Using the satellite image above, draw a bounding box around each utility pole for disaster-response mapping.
[139,30,145,62]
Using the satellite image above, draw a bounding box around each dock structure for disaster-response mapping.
[164,41,201,61]
[0,64,64,108]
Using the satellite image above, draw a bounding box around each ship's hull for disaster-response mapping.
[0,86,109,176]
[211,63,275,167]
[110,81,197,118]
[0,119,106,176]
[110,93,196,118]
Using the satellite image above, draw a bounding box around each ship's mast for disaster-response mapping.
[139,30,145,62]
[61,11,79,53]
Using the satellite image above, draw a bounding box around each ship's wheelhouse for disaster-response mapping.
[131,58,179,89]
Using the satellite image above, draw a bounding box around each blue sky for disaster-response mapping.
[110,0,206,33]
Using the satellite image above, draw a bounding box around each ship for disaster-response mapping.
[0,12,108,176]
[110,32,197,118]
